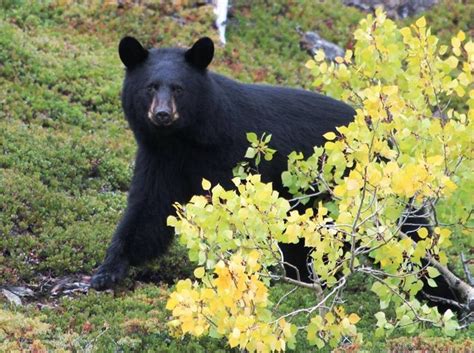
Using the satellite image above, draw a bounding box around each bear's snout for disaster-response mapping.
[147,95,179,127]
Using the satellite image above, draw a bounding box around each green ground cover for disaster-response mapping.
[1,1,472,351]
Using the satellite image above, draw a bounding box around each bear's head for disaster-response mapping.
[119,36,214,138]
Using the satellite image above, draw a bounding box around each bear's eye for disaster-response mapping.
[147,84,159,93]
[172,85,184,95]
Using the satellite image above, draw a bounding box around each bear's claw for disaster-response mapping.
[91,272,119,290]
[90,260,129,291]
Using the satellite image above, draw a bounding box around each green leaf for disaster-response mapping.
[263,133,272,143]
[193,267,205,278]
[246,132,258,144]
[443,318,459,337]
[427,266,440,278]
[374,311,386,323]
[281,171,293,187]
[323,131,337,140]
[399,314,412,328]
[244,147,256,159]
[201,178,211,191]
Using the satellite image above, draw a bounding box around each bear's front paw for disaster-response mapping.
[90,261,129,291]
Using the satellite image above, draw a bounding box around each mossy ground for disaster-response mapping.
[1,1,472,351]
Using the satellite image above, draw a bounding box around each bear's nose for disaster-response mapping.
[154,110,171,123]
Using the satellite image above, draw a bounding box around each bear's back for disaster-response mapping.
[209,72,355,157]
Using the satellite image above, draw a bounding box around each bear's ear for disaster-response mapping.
[119,36,149,69]
[185,37,214,70]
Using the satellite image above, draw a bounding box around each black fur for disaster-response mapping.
[185,37,214,70]
[91,37,354,290]
[119,37,149,69]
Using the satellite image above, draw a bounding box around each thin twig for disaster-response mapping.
[289,190,327,203]
[274,285,299,312]
[271,277,347,324]
[367,272,437,325]
[422,292,466,311]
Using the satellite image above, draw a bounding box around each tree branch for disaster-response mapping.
[421,292,467,311]
[461,252,473,286]
[400,231,474,312]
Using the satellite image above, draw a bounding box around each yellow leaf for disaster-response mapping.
[323,131,337,140]
[418,228,428,239]
[453,46,461,57]
[441,177,457,193]
[400,237,413,252]
[439,228,452,237]
[337,211,353,225]
[416,16,426,28]
[455,85,465,97]
[367,165,382,185]
[317,201,328,217]
[284,224,300,243]
[314,49,326,62]
[400,27,412,40]
[375,7,387,23]
[451,37,461,49]
[348,313,361,324]
[384,161,399,175]
[335,56,344,64]
[333,184,346,198]
[176,279,192,291]
[202,178,211,191]
[325,311,335,324]
[427,155,444,166]
[231,177,241,186]
[305,60,316,69]
[456,31,466,42]
[320,61,328,73]
[465,41,474,56]
[344,49,353,61]
[228,328,241,348]
[166,297,178,310]
[247,250,261,271]
[194,325,205,336]
[167,215,177,227]
[194,267,205,279]
[346,177,361,191]
[382,85,398,95]
[446,56,459,69]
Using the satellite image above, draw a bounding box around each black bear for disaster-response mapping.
[90,36,355,290]
[90,36,465,316]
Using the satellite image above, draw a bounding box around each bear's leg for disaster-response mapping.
[90,210,136,290]
[91,198,174,290]
[91,147,181,290]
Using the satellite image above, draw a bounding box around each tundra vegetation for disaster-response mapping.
[0,1,472,352]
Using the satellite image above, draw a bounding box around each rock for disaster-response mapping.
[343,0,439,19]
[2,289,22,306]
[6,286,34,297]
[296,27,345,62]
